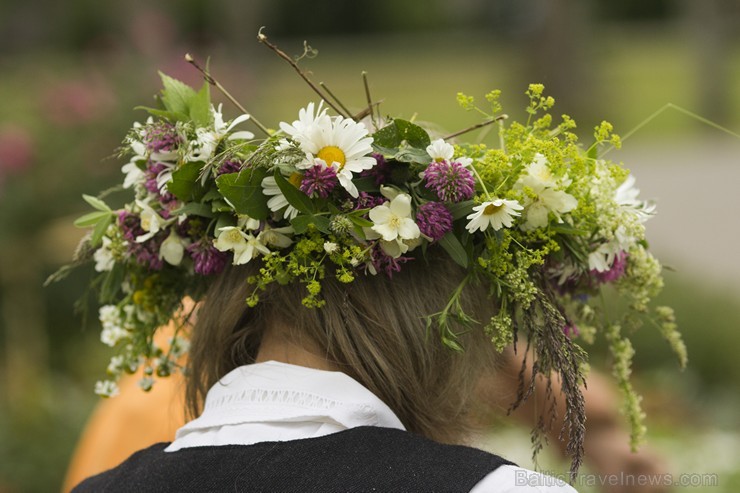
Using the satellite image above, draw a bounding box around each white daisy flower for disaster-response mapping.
[283,105,375,198]
[465,198,524,233]
[211,104,254,141]
[121,161,146,189]
[279,101,328,140]
[426,139,455,162]
[369,194,421,243]
[261,175,300,220]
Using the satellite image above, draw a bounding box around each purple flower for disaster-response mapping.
[423,160,475,203]
[563,322,579,339]
[300,165,337,198]
[369,244,412,278]
[416,202,453,241]
[592,251,628,284]
[217,160,242,176]
[144,162,176,205]
[143,122,180,153]
[118,211,164,270]
[355,192,386,210]
[187,238,228,275]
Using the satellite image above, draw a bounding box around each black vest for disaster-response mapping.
[72,426,515,492]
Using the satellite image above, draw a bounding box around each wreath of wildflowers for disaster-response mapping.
[53,33,687,476]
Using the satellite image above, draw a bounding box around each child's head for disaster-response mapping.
[187,253,499,444]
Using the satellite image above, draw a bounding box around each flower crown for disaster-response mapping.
[56,37,687,476]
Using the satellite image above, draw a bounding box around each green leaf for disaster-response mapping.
[290,215,313,234]
[312,215,331,234]
[215,168,269,219]
[348,213,373,228]
[134,106,188,123]
[587,145,598,160]
[372,122,402,148]
[171,202,214,218]
[90,214,113,248]
[100,262,124,304]
[395,119,431,148]
[273,170,314,215]
[189,82,212,127]
[214,213,236,233]
[439,231,468,268]
[74,211,113,228]
[447,200,475,220]
[159,72,197,116]
[82,194,111,212]
[372,119,431,149]
[394,147,432,164]
[168,162,206,202]
[352,176,378,193]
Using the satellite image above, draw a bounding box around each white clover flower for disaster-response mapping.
[94,236,115,272]
[465,198,523,233]
[323,241,339,254]
[426,139,455,163]
[159,229,187,266]
[94,380,120,398]
[588,241,622,272]
[261,175,300,220]
[369,194,421,243]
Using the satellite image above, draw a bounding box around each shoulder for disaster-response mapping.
[471,465,579,493]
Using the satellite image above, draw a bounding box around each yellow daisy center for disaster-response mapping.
[288,172,304,188]
[484,203,503,215]
[317,146,346,169]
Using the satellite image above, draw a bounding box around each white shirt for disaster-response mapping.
[168,361,576,492]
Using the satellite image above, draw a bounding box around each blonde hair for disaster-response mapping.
[186,254,499,444]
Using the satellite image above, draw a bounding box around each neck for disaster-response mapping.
[255,324,338,372]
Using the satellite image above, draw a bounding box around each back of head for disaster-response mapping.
[187,253,498,444]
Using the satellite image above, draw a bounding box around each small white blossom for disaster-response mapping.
[135,200,173,242]
[159,229,187,266]
[426,139,454,162]
[259,226,293,249]
[94,236,115,272]
[323,241,339,254]
[465,198,523,233]
[369,194,420,243]
[94,380,120,397]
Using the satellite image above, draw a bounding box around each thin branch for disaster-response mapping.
[362,71,376,128]
[443,114,509,140]
[319,82,352,116]
[257,29,347,118]
[352,99,384,121]
[184,53,270,136]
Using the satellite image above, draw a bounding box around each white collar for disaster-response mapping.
[168,361,405,451]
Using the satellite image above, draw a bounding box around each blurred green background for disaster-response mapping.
[1,0,739,491]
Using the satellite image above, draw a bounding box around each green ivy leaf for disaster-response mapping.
[290,215,313,234]
[168,162,206,202]
[171,202,214,218]
[438,231,469,268]
[273,170,314,215]
[394,147,432,164]
[215,168,269,219]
